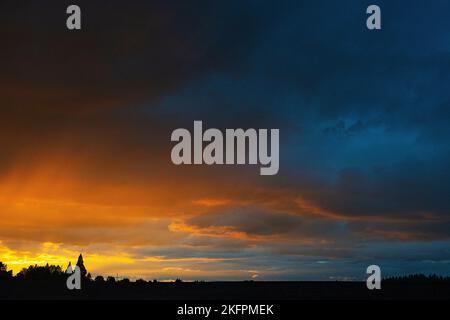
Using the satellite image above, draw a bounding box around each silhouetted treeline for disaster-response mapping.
[0,262,13,280]
[384,274,450,283]
[1,261,450,300]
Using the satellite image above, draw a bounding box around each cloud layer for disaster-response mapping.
[1,0,450,280]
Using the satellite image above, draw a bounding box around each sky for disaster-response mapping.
[1,0,450,281]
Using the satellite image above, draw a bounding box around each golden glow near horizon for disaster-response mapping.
[0,159,291,280]
[0,154,425,281]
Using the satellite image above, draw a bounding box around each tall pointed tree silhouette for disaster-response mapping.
[76,254,87,278]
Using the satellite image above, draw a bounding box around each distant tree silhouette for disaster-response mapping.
[2,259,450,300]
[16,263,64,281]
[0,262,13,280]
[76,254,87,278]
[384,273,450,283]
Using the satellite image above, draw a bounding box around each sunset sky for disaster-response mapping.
[1,0,450,280]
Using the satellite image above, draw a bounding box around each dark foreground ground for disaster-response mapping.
[1,280,450,300]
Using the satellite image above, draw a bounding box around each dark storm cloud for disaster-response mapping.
[184,203,450,243]
[302,161,450,220]
[141,0,450,231]
[186,206,349,239]
[0,0,272,181]
[0,0,266,110]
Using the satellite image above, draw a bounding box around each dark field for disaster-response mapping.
[1,280,450,300]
